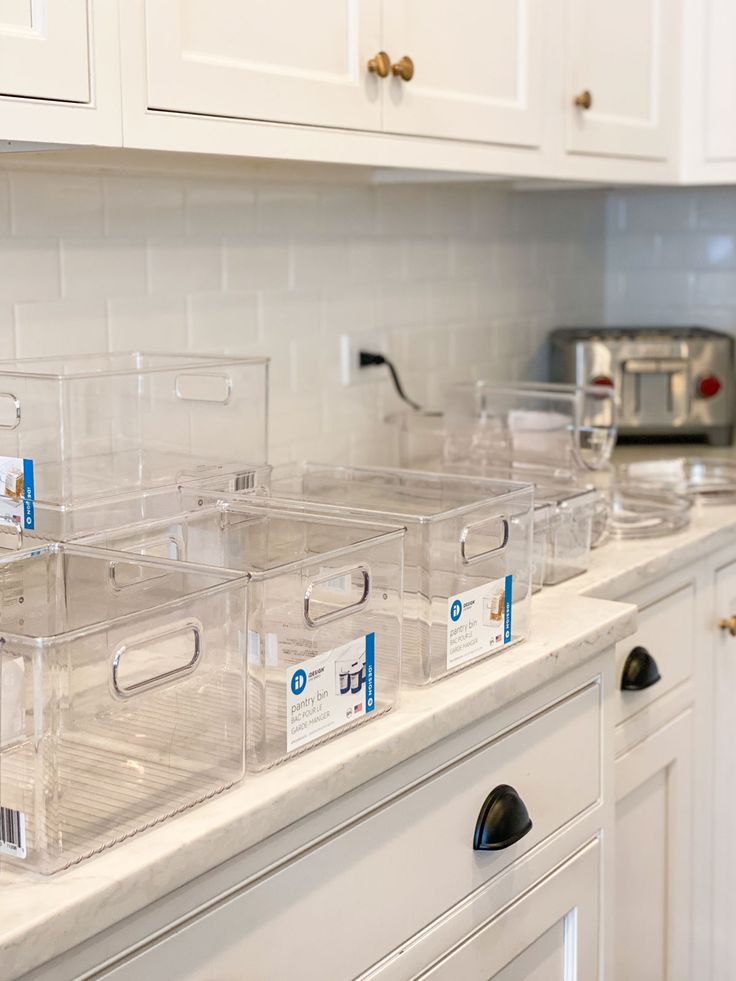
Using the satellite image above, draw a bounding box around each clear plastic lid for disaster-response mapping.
[444,380,616,473]
[203,462,535,526]
[616,457,736,505]
[607,487,692,539]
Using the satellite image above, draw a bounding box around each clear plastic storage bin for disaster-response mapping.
[444,381,616,473]
[0,544,249,874]
[535,484,602,584]
[532,502,554,593]
[385,410,447,469]
[10,463,273,551]
[0,352,268,546]
[191,464,534,686]
[377,439,602,590]
[83,502,404,769]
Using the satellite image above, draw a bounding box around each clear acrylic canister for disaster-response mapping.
[0,543,249,874]
[190,463,534,686]
[82,502,405,770]
[443,380,616,474]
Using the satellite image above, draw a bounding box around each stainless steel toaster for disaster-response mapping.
[550,326,735,446]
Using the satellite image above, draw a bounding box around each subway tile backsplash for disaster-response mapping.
[605,187,736,333]
[0,163,605,463]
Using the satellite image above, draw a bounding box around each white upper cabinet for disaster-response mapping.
[144,0,383,131]
[698,0,736,170]
[703,0,736,162]
[565,0,678,162]
[0,0,89,103]
[381,0,545,147]
[680,0,736,181]
[0,0,121,146]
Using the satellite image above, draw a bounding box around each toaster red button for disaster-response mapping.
[698,374,722,398]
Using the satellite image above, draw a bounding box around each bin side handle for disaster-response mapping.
[111,619,202,699]
[304,565,371,628]
[460,514,510,566]
[175,373,232,405]
[0,393,21,431]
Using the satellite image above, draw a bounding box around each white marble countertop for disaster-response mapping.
[4,486,736,978]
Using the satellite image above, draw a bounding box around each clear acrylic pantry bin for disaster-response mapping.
[0,543,249,875]
[31,462,273,548]
[439,461,605,587]
[444,380,616,473]
[82,502,404,770]
[385,410,447,469]
[535,484,602,584]
[0,352,268,548]
[191,464,534,686]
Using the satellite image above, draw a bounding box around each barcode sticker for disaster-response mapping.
[0,805,26,859]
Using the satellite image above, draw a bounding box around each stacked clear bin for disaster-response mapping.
[189,464,534,686]
[0,352,268,547]
[0,544,249,874]
[82,500,405,769]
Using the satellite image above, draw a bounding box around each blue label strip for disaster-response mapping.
[22,458,34,530]
[365,632,375,713]
[503,575,513,645]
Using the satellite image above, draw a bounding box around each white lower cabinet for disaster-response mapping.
[371,839,600,981]
[711,557,736,980]
[96,678,605,981]
[614,710,693,981]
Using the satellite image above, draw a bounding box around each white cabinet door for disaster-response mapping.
[382,0,545,146]
[565,0,678,161]
[409,840,600,980]
[144,0,382,131]
[702,0,736,163]
[614,710,693,981]
[0,0,89,102]
[711,559,736,980]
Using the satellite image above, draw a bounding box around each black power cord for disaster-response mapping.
[359,351,422,411]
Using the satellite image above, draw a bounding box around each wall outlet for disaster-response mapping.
[340,333,389,386]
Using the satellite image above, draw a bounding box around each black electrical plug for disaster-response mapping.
[358,350,422,411]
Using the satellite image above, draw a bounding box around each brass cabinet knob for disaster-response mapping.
[719,616,736,636]
[392,56,415,82]
[367,51,391,78]
[574,89,593,110]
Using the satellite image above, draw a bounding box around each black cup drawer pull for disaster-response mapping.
[621,646,661,691]
[473,784,532,851]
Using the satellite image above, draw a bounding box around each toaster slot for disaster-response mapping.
[622,358,689,425]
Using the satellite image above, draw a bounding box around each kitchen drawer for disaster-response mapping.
[100,683,601,981]
[365,838,600,980]
[615,581,695,727]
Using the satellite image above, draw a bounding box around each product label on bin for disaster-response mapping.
[286,633,375,752]
[447,575,512,671]
[0,457,35,532]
